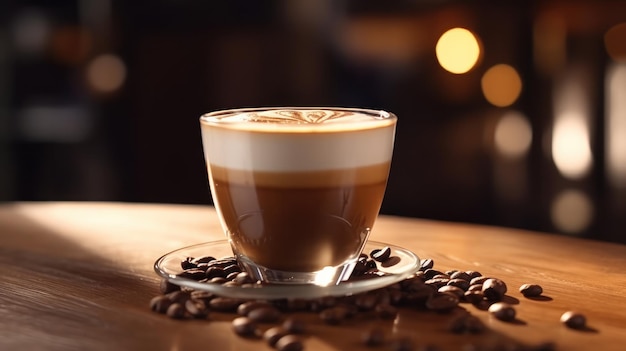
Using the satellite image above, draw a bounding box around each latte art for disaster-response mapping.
[247,109,352,124]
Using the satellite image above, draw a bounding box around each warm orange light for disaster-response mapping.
[494,111,532,158]
[481,64,522,107]
[50,26,92,65]
[86,54,127,93]
[435,28,480,74]
[550,189,593,234]
[605,23,626,62]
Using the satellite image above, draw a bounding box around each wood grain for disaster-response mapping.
[0,202,624,351]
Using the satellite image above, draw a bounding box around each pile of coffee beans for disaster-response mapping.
[150,249,587,351]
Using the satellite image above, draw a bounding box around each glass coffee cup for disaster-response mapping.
[200,107,397,286]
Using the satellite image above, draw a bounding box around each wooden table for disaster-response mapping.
[1,202,624,351]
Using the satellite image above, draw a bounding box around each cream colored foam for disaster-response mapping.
[200,108,396,172]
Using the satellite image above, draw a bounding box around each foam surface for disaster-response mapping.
[200,109,396,172]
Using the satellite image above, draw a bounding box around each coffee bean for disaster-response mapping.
[248,306,282,323]
[560,311,586,329]
[450,271,471,281]
[371,246,392,262]
[206,277,226,285]
[159,279,180,294]
[275,335,304,351]
[185,298,209,318]
[519,283,543,297]
[166,303,187,319]
[150,295,172,313]
[469,276,490,286]
[237,301,271,316]
[424,278,450,289]
[232,316,258,337]
[223,264,241,276]
[263,326,288,347]
[190,290,215,302]
[181,257,195,270]
[419,258,434,270]
[362,327,385,347]
[438,285,465,299]
[423,269,444,280]
[233,272,255,285]
[165,290,191,304]
[205,266,225,279]
[178,268,205,280]
[463,290,484,305]
[426,292,459,312]
[447,278,470,291]
[488,302,516,322]
[482,278,507,301]
[209,297,241,312]
[465,271,482,279]
[192,255,216,265]
[283,317,306,334]
[467,283,483,292]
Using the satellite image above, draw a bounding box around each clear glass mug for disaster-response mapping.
[200,107,397,285]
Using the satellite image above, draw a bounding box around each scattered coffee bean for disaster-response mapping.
[166,303,186,319]
[419,258,434,270]
[237,301,271,316]
[263,326,288,347]
[275,335,304,351]
[520,284,543,297]
[205,266,225,279]
[232,316,258,337]
[447,278,470,291]
[469,276,490,286]
[361,327,385,347]
[426,292,459,312]
[482,278,507,301]
[209,297,241,312]
[560,311,586,329]
[370,246,391,262]
[423,269,444,280]
[185,298,209,318]
[463,290,484,305]
[159,279,180,294]
[465,271,482,279]
[488,302,516,322]
[438,285,465,299]
[165,290,190,304]
[282,317,306,334]
[449,271,471,281]
[248,306,282,323]
[150,295,173,313]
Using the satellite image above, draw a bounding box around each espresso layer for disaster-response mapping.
[212,180,388,272]
[209,163,390,188]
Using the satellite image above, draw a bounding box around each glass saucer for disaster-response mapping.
[154,240,420,300]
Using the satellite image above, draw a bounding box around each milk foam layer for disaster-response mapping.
[200,108,396,172]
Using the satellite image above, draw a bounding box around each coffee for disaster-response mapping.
[200,108,396,284]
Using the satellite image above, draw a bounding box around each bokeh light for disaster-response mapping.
[435,28,481,74]
[11,8,50,56]
[552,116,593,179]
[606,62,626,189]
[481,64,523,107]
[50,26,92,65]
[605,23,626,62]
[494,111,532,159]
[86,54,127,93]
[550,189,593,234]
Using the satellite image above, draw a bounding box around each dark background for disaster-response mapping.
[1,0,626,243]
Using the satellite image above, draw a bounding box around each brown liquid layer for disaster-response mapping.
[210,166,389,272]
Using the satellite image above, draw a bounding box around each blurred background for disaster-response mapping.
[1,0,626,244]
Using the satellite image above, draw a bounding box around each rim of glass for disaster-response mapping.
[199,107,397,130]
